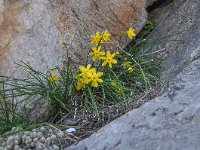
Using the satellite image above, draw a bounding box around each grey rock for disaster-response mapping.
[66,0,200,149]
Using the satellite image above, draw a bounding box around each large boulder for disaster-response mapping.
[66,0,200,149]
[0,0,155,77]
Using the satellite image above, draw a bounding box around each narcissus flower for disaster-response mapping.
[101,51,117,68]
[123,61,132,68]
[127,27,136,39]
[76,77,90,90]
[90,31,102,46]
[79,64,92,77]
[111,81,117,87]
[76,64,92,90]
[102,30,111,41]
[128,67,134,73]
[88,68,103,87]
[89,46,105,61]
[115,52,120,55]
[48,68,61,82]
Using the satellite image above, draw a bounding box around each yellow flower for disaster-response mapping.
[76,64,94,90]
[123,61,132,68]
[76,77,90,90]
[89,46,105,61]
[48,68,61,82]
[128,67,134,73]
[102,30,111,41]
[116,87,123,94]
[90,31,102,46]
[110,81,123,94]
[127,27,136,39]
[101,51,117,68]
[79,64,92,77]
[50,67,57,71]
[115,52,120,55]
[111,81,117,87]
[88,68,103,87]
[76,81,82,91]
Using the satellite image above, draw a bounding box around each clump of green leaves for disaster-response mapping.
[0,20,161,136]
[0,85,39,135]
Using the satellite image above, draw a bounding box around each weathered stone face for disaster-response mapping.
[0,0,154,77]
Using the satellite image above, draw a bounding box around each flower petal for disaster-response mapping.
[102,61,107,66]
[97,72,103,77]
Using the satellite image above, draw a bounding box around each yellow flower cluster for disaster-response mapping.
[90,30,118,68]
[76,64,103,90]
[90,30,111,46]
[77,27,135,90]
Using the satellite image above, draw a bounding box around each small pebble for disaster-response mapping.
[37,132,43,138]
[40,137,46,143]
[6,145,12,150]
[14,140,19,145]
[14,145,19,150]
[2,142,6,146]
[26,143,31,148]
[32,129,37,132]
[52,144,59,150]
[12,127,17,131]
[7,136,13,141]
[24,131,31,135]
[57,132,64,138]
[33,138,38,142]
[51,135,56,140]
[31,142,35,147]
[45,137,51,145]
[40,127,45,132]
[66,128,76,133]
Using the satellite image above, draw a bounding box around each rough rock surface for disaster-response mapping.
[66,0,200,149]
[0,0,155,77]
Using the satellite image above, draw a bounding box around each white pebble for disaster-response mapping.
[33,138,38,142]
[66,128,76,133]
[51,135,56,140]
[6,145,12,150]
[40,137,46,143]
[32,129,37,132]
[11,127,17,131]
[37,132,43,138]
[45,137,51,145]
[22,135,26,139]
[14,140,19,145]
[31,142,35,147]
[57,132,64,137]
[40,127,45,132]
[24,131,31,135]
[14,145,19,150]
